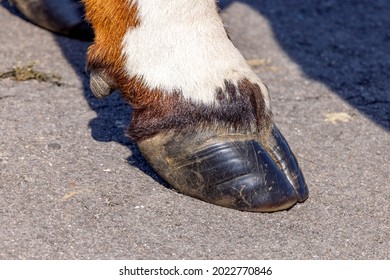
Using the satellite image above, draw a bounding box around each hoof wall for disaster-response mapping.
[138,127,308,212]
[12,0,93,40]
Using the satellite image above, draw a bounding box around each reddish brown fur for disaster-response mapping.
[83,0,139,74]
[83,0,158,109]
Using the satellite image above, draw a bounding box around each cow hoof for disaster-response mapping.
[138,125,308,212]
[11,0,93,40]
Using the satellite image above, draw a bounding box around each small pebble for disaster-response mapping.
[48,143,61,150]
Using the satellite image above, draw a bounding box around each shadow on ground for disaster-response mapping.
[220,0,390,130]
[55,39,169,186]
[56,38,171,186]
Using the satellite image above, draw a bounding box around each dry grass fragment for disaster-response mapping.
[324,112,353,124]
[0,63,62,86]
[246,58,279,72]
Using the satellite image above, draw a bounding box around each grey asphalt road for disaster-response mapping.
[1,0,389,259]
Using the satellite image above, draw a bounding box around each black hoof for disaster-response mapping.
[11,0,93,40]
[138,126,308,212]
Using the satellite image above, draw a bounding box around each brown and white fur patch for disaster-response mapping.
[83,0,273,141]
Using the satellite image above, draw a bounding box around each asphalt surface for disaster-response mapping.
[0,0,389,259]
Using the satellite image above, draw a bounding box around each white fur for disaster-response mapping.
[122,0,270,107]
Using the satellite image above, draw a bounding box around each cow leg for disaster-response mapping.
[14,0,309,211]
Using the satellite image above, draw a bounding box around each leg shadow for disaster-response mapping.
[219,0,390,130]
[55,35,170,187]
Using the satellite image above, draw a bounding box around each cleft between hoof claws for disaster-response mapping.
[138,127,308,212]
